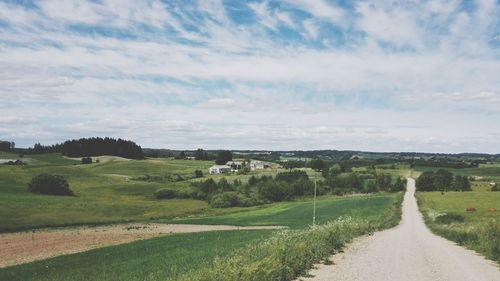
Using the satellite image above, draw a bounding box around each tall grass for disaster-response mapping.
[178,193,403,281]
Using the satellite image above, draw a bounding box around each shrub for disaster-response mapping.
[28,174,73,196]
[210,192,241,208]
[155,188,178,199]
[81,157,92,164]
[194,170,203,178]
[435,213,464,224]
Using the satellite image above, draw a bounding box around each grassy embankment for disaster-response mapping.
[415,165,500,263]
[0,192,402,281]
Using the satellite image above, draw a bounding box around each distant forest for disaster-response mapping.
[61,137,144,159]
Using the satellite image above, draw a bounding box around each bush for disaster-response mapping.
[194,170,203,178]
[435,213,464,224]
[155,188,178,199]
[81,157,92,164]
[210,192,241,208]
[28,174,73,196]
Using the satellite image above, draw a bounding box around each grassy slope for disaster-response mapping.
[0,153,215,232]
[0,230,274,281]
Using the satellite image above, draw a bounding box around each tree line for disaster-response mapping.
[416,169,471,192]
[61,137,144,159]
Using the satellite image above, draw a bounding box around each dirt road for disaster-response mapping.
[303,178,500,281]
[0,223,281,268]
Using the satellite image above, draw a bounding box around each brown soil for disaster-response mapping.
[0,223,281,268]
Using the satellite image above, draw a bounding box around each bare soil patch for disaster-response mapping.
[0,223,281,268]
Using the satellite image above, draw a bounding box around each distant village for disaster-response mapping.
[208,160,272,174]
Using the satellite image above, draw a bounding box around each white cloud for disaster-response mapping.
[284,0,344,24]
[0,1,499,152]
[302,19,319,40]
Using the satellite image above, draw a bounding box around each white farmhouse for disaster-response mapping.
[226,161,243,171]
[249,160,265,170]
[208,165,231,174]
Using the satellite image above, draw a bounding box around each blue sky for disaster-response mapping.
[0,0,499,153]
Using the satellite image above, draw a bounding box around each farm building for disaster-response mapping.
[226,161,244,171]
[208,165,231,174]
[249,160,267,170]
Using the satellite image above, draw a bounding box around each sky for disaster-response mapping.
[0,0,499,153]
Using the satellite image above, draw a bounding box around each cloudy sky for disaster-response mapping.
[1,0,499,153]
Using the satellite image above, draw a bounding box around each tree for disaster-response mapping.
[28,174,73,196]
[0,141,14,151]
[376,174,392,191]
[217,178,233,192]
[309,159,326,172]
[177,151,186,159]
[215,150,232,165]
[200,178,217,194]
[194,148,208,160]
[434,169,453,191]
[248,175,258,186]
[416,171,435,191]
[194,170,203,178]
[390,177,406,192]
[451,175,471,191]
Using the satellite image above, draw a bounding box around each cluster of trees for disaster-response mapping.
[0,141,15,151]
[143,148,174,158]
[410,158,479,169]
[215,150,233,165]
[29,143,62,154]
[28,174,73,196]
[156,171,316,208]
[61,137,144,159]
[322,164,406,195]
[194,149,210,160]
[416,170,471,192]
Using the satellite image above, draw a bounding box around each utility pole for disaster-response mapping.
[313,179,317,225]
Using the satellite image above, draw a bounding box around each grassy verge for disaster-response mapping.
[178,192,404,281]
[0,230,274,281]
[417,191,500,263]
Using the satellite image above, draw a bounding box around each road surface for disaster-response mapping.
[303,178,499,281]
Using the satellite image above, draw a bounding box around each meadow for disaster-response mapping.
[0,152,216,232]
[416,166,500,263]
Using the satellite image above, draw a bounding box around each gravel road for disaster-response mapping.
[302,178,500,281]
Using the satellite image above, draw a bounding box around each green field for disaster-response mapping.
[0,230,274,281]
[0,192,402,281]
[171,194,399,228]
[417,190,500,262]
[0,152,215,232]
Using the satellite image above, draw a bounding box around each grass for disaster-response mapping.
[417,190,500,263]
[0,230,274,281]
[170,194,399,228]
[0,154,216,232]
[178,193,403,281]
[0,192,403,281]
